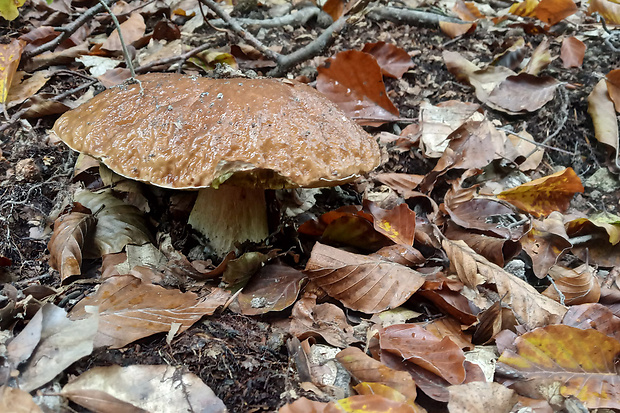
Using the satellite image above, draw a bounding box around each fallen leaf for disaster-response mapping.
[317,50,399,126]
[61,365,226,413]
[543,264,601,305]
[448,381,518,413]
[509,0,538,17]
[453,0,485,20]
[102,12,147,52]
[439,22,476,39]
[533,0,578,25]
[497,168,584,217]
[361,42,414,79]
[47,205,96,283]
[562,303,620,341]
[337,347,418,401]
[0,386,42,413]
[304,243,425,313]
[0,39,25,105]
[497,325,620,409]
[380,324,466,385]
[560,37,586,68]
[606,69,620,112]
[74,189,152,257]
[9,304,97,392]
[289,296,358,348]
[588,0,620,24]
[520,212,572,278]
[235,261,306,315]
[69,275,229,348]
[279,397,328,413]
[0,0,26,20]
[326,394,419,412]
[523,38,551,75]
[588,78,619,154]
[366,202,416,247]
[486,74,559,114]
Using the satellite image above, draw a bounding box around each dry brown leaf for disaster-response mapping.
[69,275,230,348]
[336,347,417,400]
[588,0,620,24]
[588,78,619,154]
[361,42,414,79]
[453,0,485,20]
[374,173,424,196]
[289,296,358,348]
[562,303,620,341]
[444,222,521,267]
[48,205,96,283]
[523,38,551,75]
[0,39,25,105]
[304,243,425,313]
[6,70,51,108]
[317,50,399,126]
[380,324,466,385]
[533,0,578,25]
[543,264,601,305]
[279,397,328,413]
[25,42,89,72]
[439,22,476,39]
[605,69,620,113]
[0,386,43,413]
[448,381,518,413]
[367,202,416,247]
[74,189,152,258]
[443,239,484,289]
[497,168,584,218]
[327,394,420,412]
[560,37,586,69]
[61,365,226,413]
[486,74,559,114]
[520,212,572,279]
[235,261,306,315]
[102,13,146,52]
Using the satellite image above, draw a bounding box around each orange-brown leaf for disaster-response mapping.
[588,78,619,152]
[367,202,416,247]
[336,347,417,400]
[588,0,620,24]
[304,243,425,313]
[317,50,399,126]
[560,36,586,69]
[70,275,230,348]
[48,209,96,284]
[498,325,620,409]
[533,0,578,25]
[497,167,584,217]
[439,22,476,39]
[102,13,146,52]
[543,264,601,305]
[605,69,620,113]
[361,42,414,79]
[0,39,25,104]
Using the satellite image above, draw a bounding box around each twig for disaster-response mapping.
[209,6,320,28]
[97,0,136,78]
[199,0,282,64]
[536,86,569,151]
[367,6,462,26]
[24,0,118,59]
[135,43,213,73]
[0,80,97,134]
[268,15,347,77]
[498,127,576,156]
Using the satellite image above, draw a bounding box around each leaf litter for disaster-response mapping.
[1,0,620,411]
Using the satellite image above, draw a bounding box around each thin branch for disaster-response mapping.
[24,0,118,59]
[198,0,283,64]
[135,43,214,73]
[209,6,320,28]
[367,6,462,26]
[498,127,576,156]
[97,0,136,78]
[0,80,97,134]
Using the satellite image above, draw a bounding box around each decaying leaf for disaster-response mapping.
[448,381,518,413]
[439,22,476,39]
[101,12,146,52]
[317,50,400,126]
[0,39,25,105]
[520,211,572,279]
[0,386,42,413]
[304,243,425,313]
[289,296,359,348]
[380,324,467,385]
[61,365,226,413]
[588,78,619,154]
[560,37,586,69]
[497,168,584,218]
[367,202,417,247]
[562,303,620,341]
[47,205,96,283]
[588,0,620,24]
[361,42,414,79]
[337,347,418,401]
[69,275,229,348]
[533,0,578,25]
[74,189,152,257]
[497,325,620,409]
[235,261,306,315]
[8,304,97,392]
[543,264,601,305]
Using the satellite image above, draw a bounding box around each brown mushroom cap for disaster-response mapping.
[52,73,380,190]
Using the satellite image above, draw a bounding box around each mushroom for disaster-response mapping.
[52,73,381,255]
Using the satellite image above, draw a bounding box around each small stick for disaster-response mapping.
[97,0,136,78]
[24,0,119,59]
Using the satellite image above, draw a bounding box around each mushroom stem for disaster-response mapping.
[188,186,268,256]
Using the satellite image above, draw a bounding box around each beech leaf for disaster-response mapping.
[304,243,425,313]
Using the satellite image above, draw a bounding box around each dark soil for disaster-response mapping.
[1,3,619,412]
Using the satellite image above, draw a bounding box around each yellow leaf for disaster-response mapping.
[0,0,27,21]
[0,38,25,104]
